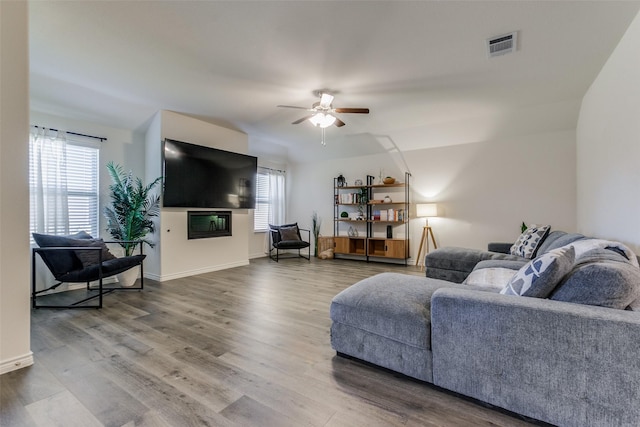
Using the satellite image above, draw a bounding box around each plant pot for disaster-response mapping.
[117,267,139,287]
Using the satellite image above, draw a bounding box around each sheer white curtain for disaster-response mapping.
[260,167,286,254]
[29,127,70,235]
[267,169,285,226]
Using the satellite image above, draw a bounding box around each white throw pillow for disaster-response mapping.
[464,268,517,291]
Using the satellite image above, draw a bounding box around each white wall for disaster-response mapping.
[0,1,32,374]
[145,111,252,281]
[289,128,576,262]
[577,10,640,254]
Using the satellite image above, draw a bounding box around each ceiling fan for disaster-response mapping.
[277,91,370,129]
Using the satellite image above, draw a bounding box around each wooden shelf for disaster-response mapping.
[333,173,411,264]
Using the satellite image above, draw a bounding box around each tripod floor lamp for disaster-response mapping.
[416,203,438,269]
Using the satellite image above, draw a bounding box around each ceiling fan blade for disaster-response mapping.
[292,115,313,125]
[334,108,370,114]
[319,93,334,108]
[277,105,312,110]
[334,117,346,127]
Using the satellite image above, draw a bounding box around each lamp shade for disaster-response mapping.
[416,203,438,218]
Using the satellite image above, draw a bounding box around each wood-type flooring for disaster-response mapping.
[1,257,539,426]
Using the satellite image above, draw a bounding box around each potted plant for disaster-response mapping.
[312,211,322,257]
[104,162,162,284]
[357,186,368,219]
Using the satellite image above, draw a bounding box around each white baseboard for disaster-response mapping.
[0,352,34,375]
[144,260,250,282]
[249,253,268,259]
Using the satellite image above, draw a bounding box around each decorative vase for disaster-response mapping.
[117,267,139,287]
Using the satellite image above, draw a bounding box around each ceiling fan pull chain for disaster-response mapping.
[321,127,326,146]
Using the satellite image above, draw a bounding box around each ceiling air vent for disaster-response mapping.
[487,32,518,58]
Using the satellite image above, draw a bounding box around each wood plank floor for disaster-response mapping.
[1,257,540,427]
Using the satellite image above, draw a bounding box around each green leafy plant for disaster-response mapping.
[104,162,162,256]
[358,186,369,218]
[312,211,322,257]
[521,221,528,233]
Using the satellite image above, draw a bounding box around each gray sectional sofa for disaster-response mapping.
[330,230,640,427]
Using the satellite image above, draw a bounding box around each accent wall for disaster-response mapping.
[577,9,640,254]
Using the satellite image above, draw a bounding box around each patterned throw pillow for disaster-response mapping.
[501,245,575,298]
[510,224,551,259]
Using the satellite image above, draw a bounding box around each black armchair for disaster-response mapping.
[268,223,311,262]
[31,232,146,309]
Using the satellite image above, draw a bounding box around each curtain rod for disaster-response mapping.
[259,166,286,173]
[32,125,107,142]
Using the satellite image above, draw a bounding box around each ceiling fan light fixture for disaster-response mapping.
[309,113,336,128]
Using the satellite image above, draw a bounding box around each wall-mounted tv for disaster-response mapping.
[162,139,257,209]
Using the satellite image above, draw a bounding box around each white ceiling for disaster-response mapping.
[29,1,640,162]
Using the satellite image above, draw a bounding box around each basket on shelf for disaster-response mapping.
[383,177,396,185]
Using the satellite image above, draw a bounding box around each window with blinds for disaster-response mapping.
[253,171,270,231]
[29,141,99,239]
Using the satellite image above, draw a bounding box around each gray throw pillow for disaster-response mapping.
[551,260,640,309]
[501,245,575,298]
[68,238,117,268]
[279,226,301,241]
[510,224,551,259]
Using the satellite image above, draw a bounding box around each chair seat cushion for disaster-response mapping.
[274,240,310,249]
[58,254,146,282]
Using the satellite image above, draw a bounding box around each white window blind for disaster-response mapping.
[65,144,99,236]
[29,132,100,240]
[253,167,285,232]
[254,171,270,231]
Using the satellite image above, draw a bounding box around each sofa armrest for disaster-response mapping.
[430,288,640,427]
[487,242,512,253]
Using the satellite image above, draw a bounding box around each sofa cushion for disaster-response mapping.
[536,230,584,255]
[550,249,640,309]
[331,273,461,350]
[425,247,525,283]
[510,224,551,259]
[501,245,575,297]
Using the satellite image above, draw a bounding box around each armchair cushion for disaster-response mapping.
[32,231,93,277]
[58,255,146,283]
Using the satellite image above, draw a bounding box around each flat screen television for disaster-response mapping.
[162,139,257,209]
